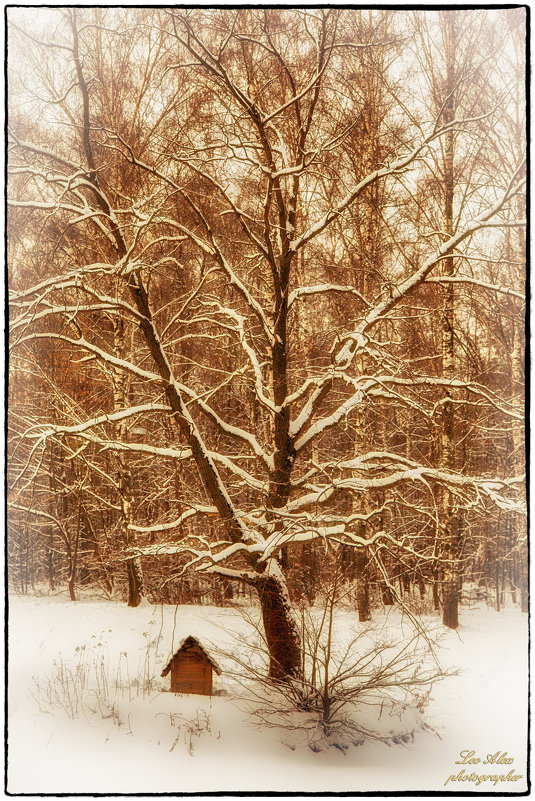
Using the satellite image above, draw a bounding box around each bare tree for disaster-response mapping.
[8,8,525,678]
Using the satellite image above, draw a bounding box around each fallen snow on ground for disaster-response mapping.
[7,594,528,794]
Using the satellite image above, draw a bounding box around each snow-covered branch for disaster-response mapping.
[332,169,526,372]
[288,284,369,309]
[24,405,171,440]
[128,505,218,533]
[426,275,525,301]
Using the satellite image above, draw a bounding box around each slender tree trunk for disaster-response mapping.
[417,572,425,600]
[80,505,113,594]
[440,13,460,629]
[355,542,371,622]
[433,568,441,612]
[495,526,501,612]
[510,299,527,611]
[66,493,83,601]
[67,565,76,601]
[70,461,113,594]
[47,526,56,591]
[381,581,394,606]
[66,544,76,601]
[378,402,394,607]
[112,318,144,607]
[47,432,59,591]
[348,21,389,621]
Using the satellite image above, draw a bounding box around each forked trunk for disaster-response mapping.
[257,574,302,682]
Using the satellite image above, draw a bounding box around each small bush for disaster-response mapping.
[219,572,452,752]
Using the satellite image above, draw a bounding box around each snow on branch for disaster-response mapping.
[173,379,273,470]
[10,302,136,335]
[88,438,193,461]
[15,332,163,384]
[24,405,172,440]
[128,505,218,533]
[98,139,274,342]
[291,118,496,253]
[332,168,526,373]
[186,298,277,415]
[9,264,116,302]
[288,284,369,309]
[283,451,525,515]
[10,281,147,327]
[211,452,268,493]
[293,389,365,452]
[20,428,193,464]
[426,275,525,301]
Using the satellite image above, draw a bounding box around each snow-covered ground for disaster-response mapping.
[7,594,528,794]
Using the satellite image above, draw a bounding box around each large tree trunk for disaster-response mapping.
[125,558,143,608]
[256,572,302,681]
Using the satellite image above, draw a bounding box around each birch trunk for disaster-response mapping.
[510,283,526,612]
[440,13,460,629]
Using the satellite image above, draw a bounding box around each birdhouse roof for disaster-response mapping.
[161,635,222,677]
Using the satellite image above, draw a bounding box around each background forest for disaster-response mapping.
[8,8,526,684]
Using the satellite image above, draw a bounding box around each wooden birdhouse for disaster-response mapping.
[161,636,221,696]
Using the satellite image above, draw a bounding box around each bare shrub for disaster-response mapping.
[31,626,160,727]
[160,705,218,756]
[217,572,453,752]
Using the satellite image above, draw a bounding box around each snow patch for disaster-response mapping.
[7,595,528,794]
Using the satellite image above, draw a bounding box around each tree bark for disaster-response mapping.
[433,567,441,611]
[355,545,371,622]
[257,573,302,681]
[510,293,526,611]
[112,318,144,607]
[440,12,461,629]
